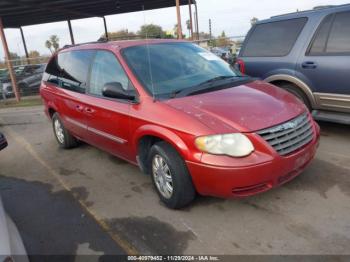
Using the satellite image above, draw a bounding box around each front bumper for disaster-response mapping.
[186,122,320,198]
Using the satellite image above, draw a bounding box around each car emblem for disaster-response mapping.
[266,114,305,133]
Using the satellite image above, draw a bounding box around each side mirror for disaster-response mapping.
[102,82,135,100]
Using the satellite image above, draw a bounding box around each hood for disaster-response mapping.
[164,80,306,133]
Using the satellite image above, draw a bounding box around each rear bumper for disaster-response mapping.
[186,123,320,198]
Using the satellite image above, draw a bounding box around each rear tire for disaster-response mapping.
[279,83,312,111]
[52,113,78,149]
[149,141,196,209]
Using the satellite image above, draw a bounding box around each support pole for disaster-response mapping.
[20,27,30,65]
[175,0,183,39]
[103,17,109,40]
[188,0,194,40]
[194,0,199,40]
[67,20,75,45]
[0,17,20,102]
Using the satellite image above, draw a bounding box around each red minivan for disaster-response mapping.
[40,40,320,209]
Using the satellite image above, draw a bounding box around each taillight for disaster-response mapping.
[235,59,245,74]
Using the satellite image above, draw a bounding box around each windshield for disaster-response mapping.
[122,42,243,97]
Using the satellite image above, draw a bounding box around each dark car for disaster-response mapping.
[0,132,7,151]
[1,64,46,97]
[237,4,350,124]
[40,40,320,208]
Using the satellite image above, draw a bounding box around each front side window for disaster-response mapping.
[241,18,307,57]
[89,50,132,96]
[122,42,243,97]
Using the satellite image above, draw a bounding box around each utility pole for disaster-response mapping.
[209,19,212,46]
[0,17,20,102]
[209,19,212,40]
[175,0,183,39]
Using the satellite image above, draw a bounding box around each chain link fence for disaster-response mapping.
[0,56,50,100]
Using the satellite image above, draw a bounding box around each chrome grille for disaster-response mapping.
[258,113,314,156]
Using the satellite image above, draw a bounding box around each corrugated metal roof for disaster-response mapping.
[0,0,194,28]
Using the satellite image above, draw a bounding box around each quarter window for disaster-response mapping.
[43,55,62,85]
[241,18,307,57]
[89,51,132,96]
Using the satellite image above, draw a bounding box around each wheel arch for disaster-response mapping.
[47,102,59,119]
[265,74,316,108]
[133,125,191,174]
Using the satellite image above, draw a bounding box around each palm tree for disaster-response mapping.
[45,40,52,53]
[50,35,60,51]
[45,35,60,53]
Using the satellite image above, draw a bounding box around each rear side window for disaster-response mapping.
[241,18,307,57]
[59,50,95,93]
[308,11,350,55]
[44,50,95,92]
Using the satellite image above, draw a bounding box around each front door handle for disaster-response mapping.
[85,107,95,114]
[302,61,317,69]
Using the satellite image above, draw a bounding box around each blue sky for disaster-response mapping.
[1,0,349,59]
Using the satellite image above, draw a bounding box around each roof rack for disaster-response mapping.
[271,3,350,18]
[62,39,109,50]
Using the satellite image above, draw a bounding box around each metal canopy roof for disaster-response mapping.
[0,0,193,28]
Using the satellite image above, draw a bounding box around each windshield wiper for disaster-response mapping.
[196,75,236,86]
[171,75,247,98]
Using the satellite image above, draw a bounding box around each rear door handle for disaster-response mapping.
[302,61,317,69]
[76,105,84,112]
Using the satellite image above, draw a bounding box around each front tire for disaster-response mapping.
[149,142,196,209]
[52,113,78,149]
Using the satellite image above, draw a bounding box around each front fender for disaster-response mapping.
[133,124,192,160]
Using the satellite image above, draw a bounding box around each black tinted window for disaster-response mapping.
[241,18,307,57]
[326,11,350,53]
[60,50,95,93]
[309,14,334,55]
[89,50,133,96]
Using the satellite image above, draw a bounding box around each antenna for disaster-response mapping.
[142,5,156,102]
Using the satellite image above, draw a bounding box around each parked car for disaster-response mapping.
[0,133,28,262]
[40,40,320,209]
[1,64,46,97]
[0,133,7,151]
[237,4,350,124]
[211,47,235,65]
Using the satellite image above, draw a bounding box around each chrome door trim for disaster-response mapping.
[65,117,87,129]
[87,126,127,144]
[65,117,127,144]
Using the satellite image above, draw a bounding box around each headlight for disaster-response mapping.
[195,133,254,157]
